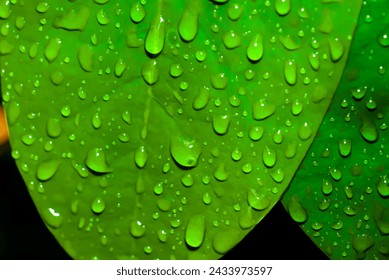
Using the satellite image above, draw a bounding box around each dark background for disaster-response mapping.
[0,145,327,260]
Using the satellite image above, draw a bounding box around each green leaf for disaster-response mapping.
[1,0,360,259]
[282,0,389,260]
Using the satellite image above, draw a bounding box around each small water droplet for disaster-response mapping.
[247,188,270,210]
[377,176,389,197]
[44,38,62,63]
[275,0,291,16]
[297,122,312,140]
[359,120,378,142]
[211,73,228,90]
[227,4,244,21]
[263,146,277,168]
[284,60,297,85]
[223,30,241,49]
[328,38,344,62]
[202,192,212,205]
[214,163,228,181]
[181,173,194,187]
[291,99,303,115]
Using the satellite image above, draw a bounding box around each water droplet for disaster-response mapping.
[153,182,164,195]
[329,167,342,181]
[77,45,94,72]
[156,229,168,243]
[170,63,184,78]
[213,114,230,135]
[21,133,36,146]
[145,12,165,56]
[114,59,127,77]
[170,137,201,168]
[61,105,71,117]
[193,86,210,110]
[359,120,378,142]
[223,30,241,49]
[135,146,148,168]
[42,207,63,229]
[270,168,285,183]
[321,179,333,195]
[352,234,374,258]
[46,117,62,138]
[291,99,303,115]
[263,146,276,168]
[178,7,198,42]
[252,100,275,120]
[275,0,291,16]
[331,220,344,230]
[328,38,344,62]
[185,215,205,248]
[297,122,312,140]
[280,35,300,50]
[214,163,228,181]
[343,205,357,216]
[211,73,228,90]
[284,60,297,85]
[130,220,146,238]
[288,197,307,223]
[378,33,389,47]
[91,197,106,214]
[54,6,90,31]
[181,173,194,187]
[202,192,212,205]
[231,147,243,161]
[195,50,206,62]
[351,87,366,100]
[227,4,244,21]
[130,3,145,23]
[308,53,320,71]
[272,129,283,144]
[92,112,102,129]
[247,34,263,62]
[242,163,253,174]
[248,126,264,141]
[44,38,62,63]
[213,230,240,255]
[247,188,270,210]
[85,147,112,173]
[319,198,330,211]
[338,138,352,157]
[377,176,389,197]
[36,159,60,181]
[142,59,159,85]
[96,9,110,25]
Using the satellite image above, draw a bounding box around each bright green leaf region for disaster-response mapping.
[282,0,389,260]
[1,0,361,259]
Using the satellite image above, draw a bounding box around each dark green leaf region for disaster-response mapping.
[282,0,389,260]
[1,0,360,259]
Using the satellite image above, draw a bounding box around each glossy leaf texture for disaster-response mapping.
[1,0,360,259]
[282,0,389,260]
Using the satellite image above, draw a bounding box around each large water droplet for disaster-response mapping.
[247,34,263,62]
[338,138,352,157]
[247,188,270,210]
[135,146,148,168]
[214,163,228,181]
[288,196,307,223]
[263,146,276,168]
[91,197,106,214]
[223,30,241,49]
[42,207,63,229]
[252,100,275,120]
[130,3,145,23]
[284,60,297,85]
[185,215,205,248]
[44,38,62,63]
[85,148,112,173]
[36,159,61,181]
[178,7,198,42]
[145,12,165,56]
[170,137,201,168]
[142,59,159,85]
[275,0,291,16]
[213,114,230,135]
[46,117,62,138]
